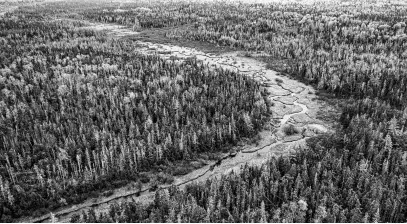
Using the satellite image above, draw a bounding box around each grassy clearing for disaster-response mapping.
[126,26,235,55]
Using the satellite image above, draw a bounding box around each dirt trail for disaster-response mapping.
[18,22,335,223]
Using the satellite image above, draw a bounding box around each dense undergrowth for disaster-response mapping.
[0,11,271,221]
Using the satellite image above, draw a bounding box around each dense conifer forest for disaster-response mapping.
[1,0,407,222]
[0,9,271,221]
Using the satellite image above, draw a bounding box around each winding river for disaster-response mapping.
[280,93,308,125]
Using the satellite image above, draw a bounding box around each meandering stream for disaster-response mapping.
[279,93,308,125]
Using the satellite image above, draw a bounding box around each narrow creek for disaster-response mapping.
[279,93,308,125]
